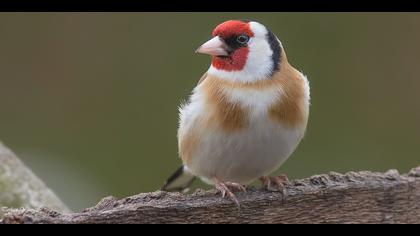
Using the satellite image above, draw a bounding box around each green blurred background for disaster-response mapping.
[0,13,419,211]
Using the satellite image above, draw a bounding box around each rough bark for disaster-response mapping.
[0,142,70,216]
[2,166,419,224]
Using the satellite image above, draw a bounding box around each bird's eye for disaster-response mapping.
[236,35,249,44]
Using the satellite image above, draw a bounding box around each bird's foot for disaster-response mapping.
[213,177,246,208]
[259,174,289,192]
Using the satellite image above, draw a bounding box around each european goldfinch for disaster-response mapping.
[162,20,310,206]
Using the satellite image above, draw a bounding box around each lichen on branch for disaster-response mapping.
[0,142,70,213]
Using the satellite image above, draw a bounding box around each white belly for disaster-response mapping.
[189,118,305,185]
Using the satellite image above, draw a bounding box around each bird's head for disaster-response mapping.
[196,20,282,83]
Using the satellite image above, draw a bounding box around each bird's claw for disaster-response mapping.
[260,174,289,192]
[213,177,246,208]
[225,182,247,193]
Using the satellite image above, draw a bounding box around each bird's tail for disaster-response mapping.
[161,165,196,192]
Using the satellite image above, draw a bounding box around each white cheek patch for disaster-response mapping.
[244,39,274,79]
[207,21,276,83]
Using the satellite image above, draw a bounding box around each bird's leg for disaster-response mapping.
[259,174,289,192]
[212,177,246,208]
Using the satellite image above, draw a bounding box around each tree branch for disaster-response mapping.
[0,142,70,215]
[2,166,419,224]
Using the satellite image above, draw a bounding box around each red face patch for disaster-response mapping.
[212,47,249,71]
[211,20,254,71]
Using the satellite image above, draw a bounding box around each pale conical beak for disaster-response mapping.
[195,36,229,56]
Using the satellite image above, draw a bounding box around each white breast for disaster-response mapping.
[178,75,310,185]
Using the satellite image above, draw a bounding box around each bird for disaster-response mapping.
[162,20,310,207]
